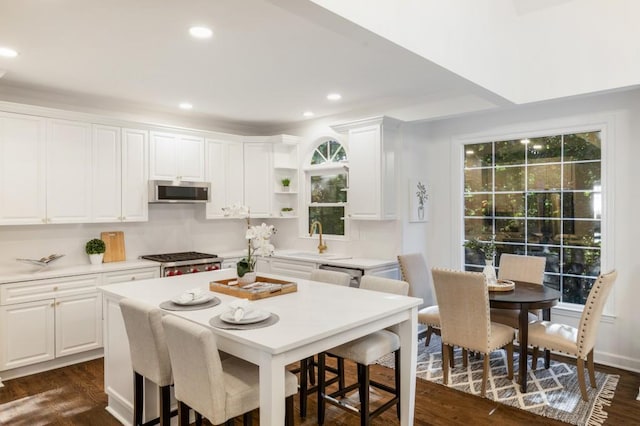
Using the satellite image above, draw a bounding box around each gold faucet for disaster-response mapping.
[309,221,327,254]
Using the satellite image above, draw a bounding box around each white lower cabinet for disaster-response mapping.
[270,259,315,280]
[55,293,103,358]
[102,267,160,285]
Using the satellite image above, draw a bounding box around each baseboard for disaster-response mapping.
[0,349,104,381]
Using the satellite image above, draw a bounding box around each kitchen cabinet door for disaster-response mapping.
[92,125,122,222]
[102,267,159,285]
[55,292,103,357]
[333,117,399,220]
[244,142,272,217]
[150,131,205,181]
[121,128,149,222]
[0,112,46,225]
[46,119,92,223]
[269,259,315,279]
[206,139,244,218]
[0,299,55,370]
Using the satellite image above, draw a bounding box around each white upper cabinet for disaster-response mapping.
[121,128,149,222]
[149,131,205,181]
[205,139,244,219]
[46,119,92,223]
[243,142,273,217]
[0,113,46,225]
[92,126,148,223]
[332,117,400,220]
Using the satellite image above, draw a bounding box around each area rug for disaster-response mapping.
[377,337,619,426]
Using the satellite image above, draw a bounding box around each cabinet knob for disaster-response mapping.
[53,286,58,291]
[131,277,136,281]
[50,302,55,307]
[42,218,47,223]
[122,216,126,221]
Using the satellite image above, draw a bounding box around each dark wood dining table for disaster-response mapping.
[489,281,561,392]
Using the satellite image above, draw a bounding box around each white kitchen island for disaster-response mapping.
[100,268,421,426]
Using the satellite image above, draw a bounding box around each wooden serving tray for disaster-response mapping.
[488,279,515,292]
[210,276,297,300]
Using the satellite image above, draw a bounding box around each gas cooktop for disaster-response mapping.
[140,252,219,263]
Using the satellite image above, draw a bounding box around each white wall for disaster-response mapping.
[415,88,640,371]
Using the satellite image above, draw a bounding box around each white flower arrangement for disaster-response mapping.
[237,210,276,277]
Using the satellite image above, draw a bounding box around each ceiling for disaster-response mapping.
[0,0,505,133]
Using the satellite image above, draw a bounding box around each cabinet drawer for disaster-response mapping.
[270,259,315,279]
[0,274,101,305]
[102,267,159,285]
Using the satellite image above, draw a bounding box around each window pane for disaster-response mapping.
[310,174,347,203]
[563,247,601,277]
[563,162,600,190]
[495,244,524,265]
[309,207,344,236]
[563,192,600,219]
[526,246,561,273]
[527,164,562,190]
[563,132,601,162]
[496,219,525,243]
[495,166,524,191]
[562,220,601,247]
[495,139,525,166]
[527,192,561,218]
[333,145,347,162]
[494,193,524,217]
[464,194,492,217]
[311,150,325,165]
[528,136,561,164]
[464,168,492,192]
[464,142,493,168]
[527,218,561,245]
[464,218,493,240]
[562,276,595,305]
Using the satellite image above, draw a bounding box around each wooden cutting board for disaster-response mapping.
[101,231,126,262]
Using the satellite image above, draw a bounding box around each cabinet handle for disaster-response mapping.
[122,216,126,221]
[131,277,136,281]
[53,286,58,291]
[50,302,55,307]
[42,218,47,223]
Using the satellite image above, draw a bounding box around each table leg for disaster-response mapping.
[398,307,418,426]
[259,352,286,426]
[518,305,529,393]
[543,308,551,368]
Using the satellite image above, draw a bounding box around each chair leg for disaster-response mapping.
[159,385,171,426]
[531,346,539,370]
[285,395,294,426]
[462,348,468,368]
[243,411,253,425]
[442,344,450,385]
[506,342,514,380]
[299,357,308,418]
[134,372,143,426]
[317,352,326,425]
[395,349,401,420]
[195,411,203,426]
[177,401,190,426]
[308,356,316,386]
[225,419,234,426]
[587,350,597,388]
[359,363,370,426]
[425,326,434,346]
[337,357,345,390]
[449,345,455,368]
[481,355,489,397]
[577,358,589,401]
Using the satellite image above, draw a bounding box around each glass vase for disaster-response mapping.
[483,259,498,285]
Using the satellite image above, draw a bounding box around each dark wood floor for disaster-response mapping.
[1,356,638,425]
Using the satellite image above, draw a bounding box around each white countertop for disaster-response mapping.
[220,249,398,270]
[0,259,159,284]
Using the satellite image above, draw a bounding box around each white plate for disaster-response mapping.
[171,293,216,306]
[220,310,270,324]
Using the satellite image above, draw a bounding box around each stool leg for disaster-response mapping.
[338,357,345,390]
[285,395,294,426]
[243,411,253,425]
[134,372,143,426]
[359,363,370,426]
[178,401,189,426]
[395,349,401,420]
[159,385,171,425]
[195,412,203,426]
[308,356,316,386]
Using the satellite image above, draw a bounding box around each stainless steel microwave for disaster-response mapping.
[148,180,210,203]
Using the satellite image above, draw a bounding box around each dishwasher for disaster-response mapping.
[318,264,364,287]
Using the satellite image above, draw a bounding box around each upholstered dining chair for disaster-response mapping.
[431,268,515,397]
[119,298,176,426]
[397,253,440,346]
[162,314,298,426]
[528,270,617,401]
[317,275,409,425]
[297,268,351,417]
[490,254,546,329]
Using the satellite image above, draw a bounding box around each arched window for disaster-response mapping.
[306,139,348,237]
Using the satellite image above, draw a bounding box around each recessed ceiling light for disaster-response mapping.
[0,47,18,58]
[520,138,530,144]
[179,102,193,110]
[189,26,213,39]
[327,93,342,101]
[303,111,314,117]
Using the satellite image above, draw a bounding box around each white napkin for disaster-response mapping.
[175,287,205,304]
[228,299,251,321]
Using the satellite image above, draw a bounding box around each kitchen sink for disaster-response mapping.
[283,252,352,261]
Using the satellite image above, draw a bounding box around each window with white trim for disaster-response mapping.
[306,139,348,237]
[463,131,602,305]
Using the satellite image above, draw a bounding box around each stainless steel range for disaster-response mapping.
[140,252,223,277]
